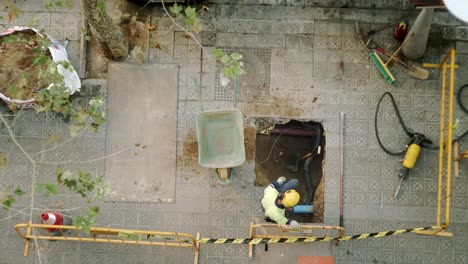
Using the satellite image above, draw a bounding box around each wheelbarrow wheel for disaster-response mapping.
[215,168,233,185]
[216,168,229,181]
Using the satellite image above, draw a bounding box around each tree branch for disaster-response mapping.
[0,113,43,264]
[37,145,133,165]
[34,128,85,158]
[81,0,128,60]
[160,0,211,60]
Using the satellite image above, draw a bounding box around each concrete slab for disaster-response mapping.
[256,243,332,264]
[298,256,334,264]
[105,63,178,203]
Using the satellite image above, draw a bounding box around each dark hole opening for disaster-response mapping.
[254,119,325,223]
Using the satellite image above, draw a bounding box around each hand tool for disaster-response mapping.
[376,47,429,80]
[394,133,426,199]
[356,22,429,81]
[339,112,344,227]
[369,32,414,85]
[360,13,418,38]
[375,92,439,200]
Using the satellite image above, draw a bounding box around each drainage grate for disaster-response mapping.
[214,47,271,101]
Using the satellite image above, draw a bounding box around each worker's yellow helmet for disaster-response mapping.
[282,190,300,208]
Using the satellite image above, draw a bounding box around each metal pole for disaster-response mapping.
[339,112,345,227]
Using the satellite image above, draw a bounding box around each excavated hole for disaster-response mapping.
[252,118,325,223]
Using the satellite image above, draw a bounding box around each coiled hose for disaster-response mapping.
[303,156,314,205]
[375,87,468,156]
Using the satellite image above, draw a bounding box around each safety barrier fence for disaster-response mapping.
[15,223,447,262]
[14,223,201,264]
[245,222,344,257]
[421,48,457,237]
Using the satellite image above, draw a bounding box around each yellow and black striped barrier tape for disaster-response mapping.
[197,226,440,244]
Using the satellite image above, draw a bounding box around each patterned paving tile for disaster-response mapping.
[2,5,467,264]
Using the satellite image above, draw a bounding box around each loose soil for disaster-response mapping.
[183,141,198,157]
[0,30,54,100]
[244,126,256,161]
[254,120,325,223]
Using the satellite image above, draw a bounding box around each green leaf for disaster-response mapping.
[170,3,183,15]
[66,0,73,8]
[69,125,84,137]
[56,167,63,183]
[2,195,15,210]
[57,60,72,71]
[7,85,17,95]
[220,54,231,64]
[185,16,195,27]
[221,67,234,78]
[32,55,49,65]
[231,67,242,77]
[36,183,46,193]
[75,215,92,233]
[46,183,58,195]
[45,0,53,9]
[36,183,58,196]
[90,123,99,134]
[63,178,77,189]
[14,187,25,196]
[55,0,64,7]
[96,0,105,13]
[95,176,106,199]
[56,167,73,184]
[184,6,196,19]
[212,48,223,58]
[230,52,242,61]
[75,206,99,234]
[32,46,42,54]
[93,116,106,126]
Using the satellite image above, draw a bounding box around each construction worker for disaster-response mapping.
[261,176,301,228]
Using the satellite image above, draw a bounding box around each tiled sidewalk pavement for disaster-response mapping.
[1,1,468,264]
[0,80,107,263]
[146,4,468,263]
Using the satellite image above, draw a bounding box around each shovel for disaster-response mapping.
[376,47,429,80]
[356,22,429,80]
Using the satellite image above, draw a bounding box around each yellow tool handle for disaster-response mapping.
[422,63,460,69]
[402,143,421,169]
[385,32,414,66]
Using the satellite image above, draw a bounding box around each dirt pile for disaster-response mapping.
[0,30,54,100]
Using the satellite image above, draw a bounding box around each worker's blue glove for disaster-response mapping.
[289,220,300,229]
[276,176,286,185]
[270,176,287,189]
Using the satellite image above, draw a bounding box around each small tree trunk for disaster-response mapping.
[81,0,128,60]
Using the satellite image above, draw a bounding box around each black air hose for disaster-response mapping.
[303,156,314,205]
[375,90,468,155]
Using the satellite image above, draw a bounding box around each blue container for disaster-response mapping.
[294,205,314,214]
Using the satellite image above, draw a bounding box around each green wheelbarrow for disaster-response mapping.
[196,108,246,184]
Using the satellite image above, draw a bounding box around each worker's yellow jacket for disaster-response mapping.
[261,184,289,225]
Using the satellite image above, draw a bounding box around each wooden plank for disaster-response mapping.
[298,256,334,264]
